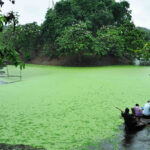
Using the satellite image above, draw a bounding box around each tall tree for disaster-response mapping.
[56,22,95,64]
[137,27,150,42]
[95,26,125,57]
[0,22,41,61]
[41,0,131,57]
[0,0,24,69]
[119,22,145,60]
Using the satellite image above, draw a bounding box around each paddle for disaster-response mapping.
[115,106,123,113]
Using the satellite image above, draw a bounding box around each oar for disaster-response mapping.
[115,106,123,113]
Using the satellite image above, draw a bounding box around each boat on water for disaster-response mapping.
[130,118,150,131]
[115,107,150,131]
[122,113,150,131]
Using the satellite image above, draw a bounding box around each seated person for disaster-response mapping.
[143,100,150,118]
[132,104,143,118]
[122,108,137,130]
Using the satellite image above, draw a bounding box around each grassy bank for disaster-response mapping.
[0,65,150,149]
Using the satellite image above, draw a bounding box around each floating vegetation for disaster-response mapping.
[0,65,150,149]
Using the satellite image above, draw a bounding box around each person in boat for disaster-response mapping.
[121,108,138,130]
[143,100,150,119]
[132,104,143,118]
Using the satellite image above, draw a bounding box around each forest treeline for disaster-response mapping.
[0,0,150,65]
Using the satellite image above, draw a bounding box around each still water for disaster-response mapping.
[87,126,150,150]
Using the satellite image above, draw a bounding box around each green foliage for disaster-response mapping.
[95,26,125,57]
[0,0,147,64]
[0,22,41,61]
[0,15,5,32]
[0,45,25,69]
[111,1,131,25]
[41,0,131,57]
[56,22,95,63]
[0,0,24,68]
[140,43,150,60]
[119,22,145,60]
[93,23,145,61]
[137,27,150,42]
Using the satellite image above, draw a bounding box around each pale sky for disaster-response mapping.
[1,0,150,29]
[116,0,150,29]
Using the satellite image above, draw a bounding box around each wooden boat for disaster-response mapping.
[115,107,150,131]
[124,117,150,131]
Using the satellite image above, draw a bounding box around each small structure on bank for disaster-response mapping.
[0,62,25,84]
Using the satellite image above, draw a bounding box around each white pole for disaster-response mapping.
[20,69,22,80]
[6,66,9,77]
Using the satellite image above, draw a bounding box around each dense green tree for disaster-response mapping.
[56,22,95,63]
[140,43,150,60]
[95,26,125,57]
[0,0,24,68]
[0,45,24,69]
[0,22,41,61]
[112,1,131,25]
[119,22,145,60]
[41,0,131,57]
[0,0,147,65]
[137,27,150,42]
[94,23,145,61]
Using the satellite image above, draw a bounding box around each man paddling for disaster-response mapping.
[121,108,138,131]
[115,107,146,131]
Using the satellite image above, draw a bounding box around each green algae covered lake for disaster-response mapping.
[0,65,150,150]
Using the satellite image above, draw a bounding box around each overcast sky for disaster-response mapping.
[1,0,150,29]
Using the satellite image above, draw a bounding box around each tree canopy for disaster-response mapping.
[56,22,95,63]
[137,27,150,42]
[0,0,148,65]
[40,0,146,64]
[41,0,132,57]
[0,22,41,61]
[0,0,24,69]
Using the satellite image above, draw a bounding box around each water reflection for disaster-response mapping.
[86,126,150,150]
[0,81,8,85]
[120,127,150,150]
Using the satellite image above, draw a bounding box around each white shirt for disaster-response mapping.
[143,103,150,116]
